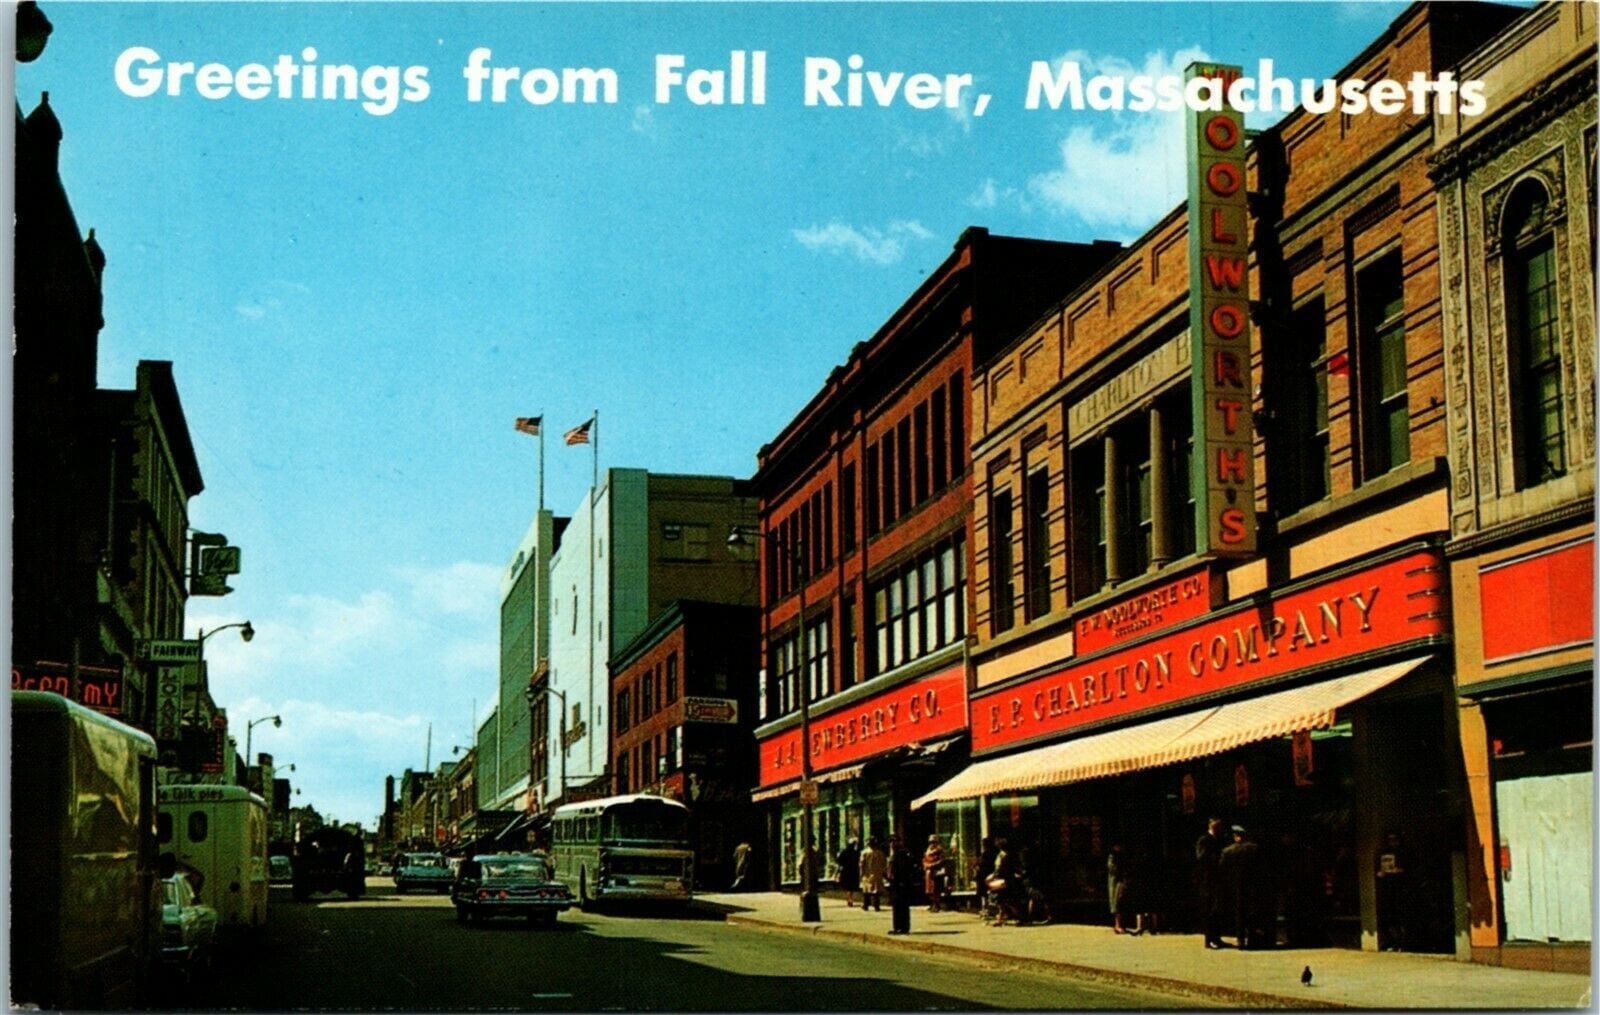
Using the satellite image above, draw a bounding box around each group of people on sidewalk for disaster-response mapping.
[827,833,1046,934]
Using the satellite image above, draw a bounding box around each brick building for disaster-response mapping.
[750,228,1121,889]
[610,600,761,888]
[1431,1,1595,971]
[914,3,1524,956]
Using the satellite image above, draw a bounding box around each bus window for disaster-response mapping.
[188,812,208,843]
[158,812,173,844]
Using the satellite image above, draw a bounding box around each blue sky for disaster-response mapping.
[18,1,1414,826]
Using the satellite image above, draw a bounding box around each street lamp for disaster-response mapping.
[525,682,569,804]
[244,713,281,771]
[728,525,820,923]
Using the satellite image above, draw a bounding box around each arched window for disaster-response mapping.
[1503,178,1565,489]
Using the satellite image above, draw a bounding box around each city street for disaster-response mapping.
[194,880,1210,1010]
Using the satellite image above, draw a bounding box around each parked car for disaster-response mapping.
[269,855,294,884]
[452,853,572,926]
[394,852,453,894]
[160,874,219,982]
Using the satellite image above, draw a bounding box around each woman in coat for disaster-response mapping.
[858,838,886,912]
[922,834,949,912]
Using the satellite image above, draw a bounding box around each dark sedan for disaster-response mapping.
[451,853,572,926]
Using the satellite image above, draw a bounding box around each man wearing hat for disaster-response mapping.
[1220,824,1265,949]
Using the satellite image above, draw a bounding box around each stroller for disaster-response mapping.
[987,869,1052,926]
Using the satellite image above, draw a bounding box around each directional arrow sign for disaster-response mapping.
[683,696,738,725]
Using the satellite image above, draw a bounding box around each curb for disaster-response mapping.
[723,913,1345,1010]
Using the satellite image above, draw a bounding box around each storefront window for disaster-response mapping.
[934,799,982,892]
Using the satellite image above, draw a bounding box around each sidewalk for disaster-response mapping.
[695,892,1591,1009]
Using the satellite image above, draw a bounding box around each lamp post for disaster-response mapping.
[193,621,254,719]
[244,713,281,774]
[525,683,568,806]
[728,525,820,923]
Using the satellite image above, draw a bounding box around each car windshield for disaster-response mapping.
[602,802,689,846]
[482,856,551,879]
[406,854,446,868]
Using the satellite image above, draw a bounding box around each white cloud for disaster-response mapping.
[967,178,1033,214]
[631,104,657,137]
[397,560,502,617]
[1027,46,1210,235]
[792,219,935,265]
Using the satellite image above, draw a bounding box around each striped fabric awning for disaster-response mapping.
[750,763,867,803]
[912,657,1428,810]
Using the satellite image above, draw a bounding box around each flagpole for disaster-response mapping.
[586,410,597,776]
[538,411,545,514]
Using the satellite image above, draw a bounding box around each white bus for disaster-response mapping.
[550,794,694,908]
[157,783,269,931]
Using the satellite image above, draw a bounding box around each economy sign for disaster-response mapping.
[1186,61,1256,557]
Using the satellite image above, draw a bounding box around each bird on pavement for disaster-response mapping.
[1301,965,1313,987]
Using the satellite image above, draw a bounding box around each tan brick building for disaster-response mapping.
[1431,1,1596,972]
[916,3,1525,957]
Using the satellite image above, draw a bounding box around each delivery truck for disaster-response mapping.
[11,690,162,1010]
[157,782,270,932]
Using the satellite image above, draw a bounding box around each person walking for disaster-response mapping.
[1374,831,1415,951]
[1221,825,1265,949]
[1194,817,1226,948]
[836,839,862,907]
[974,837,998,920]
[859,837,886,912]
[1107,843,1128,933]
[886,835,914,934]
[922,834,949,912]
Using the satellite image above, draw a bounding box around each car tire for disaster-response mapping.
[456,904,470,924]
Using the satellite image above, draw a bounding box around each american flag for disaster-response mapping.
[514,416,542,436]
[564,419,593,446]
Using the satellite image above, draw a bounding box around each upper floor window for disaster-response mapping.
[1357,251,1409,480]
[1503,180,1566,489]
[1271,297,1330,513]
[1023,457,1052,622]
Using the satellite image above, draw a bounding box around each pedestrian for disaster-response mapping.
[836,838,862,907]
[730,840,752,891]
[859,837,886,912]
[988,838,1022,926]
[1194,817,1226,948]
[1107,843,1127,933]
[974,837,998,920]
[886,834,914,934]
[1220,825,1265,949]
[1374,831,1414,952]
[922,834,949,912]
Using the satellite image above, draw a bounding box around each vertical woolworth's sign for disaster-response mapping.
[1186,61,1256,556]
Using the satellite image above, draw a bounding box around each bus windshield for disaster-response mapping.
[602,802,689,846]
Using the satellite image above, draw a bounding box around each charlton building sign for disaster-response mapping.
[1186,61,1257,557]
[972,547,1447,754]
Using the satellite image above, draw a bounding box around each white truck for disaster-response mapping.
[157,783,270,932]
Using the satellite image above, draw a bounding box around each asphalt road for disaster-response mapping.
[189,878,1212,1010]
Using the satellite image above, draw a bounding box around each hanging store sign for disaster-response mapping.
[972,546,1446,754]
[683,696,739,724]
[154,665,185,741]
[1186,61,1256,557]
[201,712,228,774]
[757,663,966,787]
[1075,567,1213,655]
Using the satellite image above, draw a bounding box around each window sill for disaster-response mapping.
[1275,456,1447,537]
